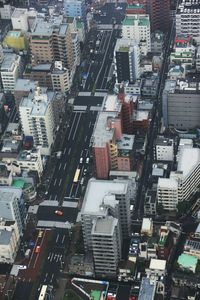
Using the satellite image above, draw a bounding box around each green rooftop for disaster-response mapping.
[178,253,198,269]
[122,16,149,27]
[12,179,25,189]
[90,290,101,300]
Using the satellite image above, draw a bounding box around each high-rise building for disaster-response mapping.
[114,38,140,84]
[92,95,134,179]
[157,141,200,211]
[91,216,121,277]
[64,0,86,22]
[81,178,132,251]
[81,177,134,276]
[176,0,200,43]
[162,80,200,130]
[19,87,56,155]
[122,14,151,55]
[30,15,79,76]
[147,0,170,32]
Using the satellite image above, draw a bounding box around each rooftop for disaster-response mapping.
[122,15,150,27]
[178,253,198,269]
[7,31,22,38]
[0,230,12,245]
[93,111,116,147]
[1,53,20,71]
[81,178,128,215]
[149,258,166,271]
[102,94,121,112]
[15,79,37,91]
[116,134,135,150]
[155,136,173,147]
[177,147,200,178]
[12,7,27,18]
[138,277,156,300]
[92,216,118,235]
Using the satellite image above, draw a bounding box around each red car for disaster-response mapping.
[55,210,63,216]
[35,246,41,253]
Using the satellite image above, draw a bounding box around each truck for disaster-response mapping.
[56,151,62,159]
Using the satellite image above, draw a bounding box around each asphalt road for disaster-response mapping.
[46,103,100,205]
[84,28,120,91]
[93,3,127,25]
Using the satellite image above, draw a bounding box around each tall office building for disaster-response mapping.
[147,0,170,32]
[91,216,121,277]
[122,15,151,54]
[64,0,86,22]
[162,80,200,130]
[19,87,55,155]
[30,15,79,76]
[114,38,140,84]
[176,0,200,43]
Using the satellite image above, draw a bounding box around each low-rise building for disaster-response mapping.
[184,239,200,259]
[154,136,174,161]
[141,218,153,237]
[177,253,198,273]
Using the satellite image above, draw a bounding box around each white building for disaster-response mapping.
[51,61,71,94]
[0,219,20,264]
[17,149,43,178]
[154,136,174,161]
[122,15,151,54]
[91,216,121,277]
[81,178,132,252]
[0,53,21,92]
[157,143,200,211]
[176,0,200,43]
[114,38,140,84]
[141,218,153,237]
[0,187,24,235]
[19,87,55,156]
[11,8,28,32]
[0,4,14,19]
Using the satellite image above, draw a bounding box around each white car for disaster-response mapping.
[80,157,83,163]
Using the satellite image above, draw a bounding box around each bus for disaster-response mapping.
[73,169,80,183]
[38,285,48,300]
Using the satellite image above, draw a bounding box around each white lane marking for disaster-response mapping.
[63,148,67,154]
[64,163,67,170]
[72,114,82,140]
[56,234,59,243]
[68,112,78,140]
[58,163,61,170]
[62,235,65,244]
[54,179,57,186]
[58,179,62,186]
[68,148,71,155]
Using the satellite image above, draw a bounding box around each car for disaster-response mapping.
[35,246,41,253]
[38,230,43,238]
[86,157,90,164]
[79,157,83,163]
[55,210,63,216]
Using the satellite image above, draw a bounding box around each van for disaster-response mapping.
[80,157,83,163]
[86,157,89,164]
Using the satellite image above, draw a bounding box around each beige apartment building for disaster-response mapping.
[30,16,76,73]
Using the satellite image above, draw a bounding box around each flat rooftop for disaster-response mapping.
[0,230,12,245]
[149,258,166,271]
[138,277,156,300]
[93,111,116,147]
[15,79,37,91]
[1,53,19,71]
[116,134,134,150]
[81,178,128,215]
[92,216,118,235]
[12,8,27,18]
[102,94,121,112]
[177,147,200,178]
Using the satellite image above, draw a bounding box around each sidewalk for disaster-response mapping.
[54,278,67,300]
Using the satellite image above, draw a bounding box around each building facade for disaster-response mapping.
[114,38,140,84]
[0,53,21,92]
